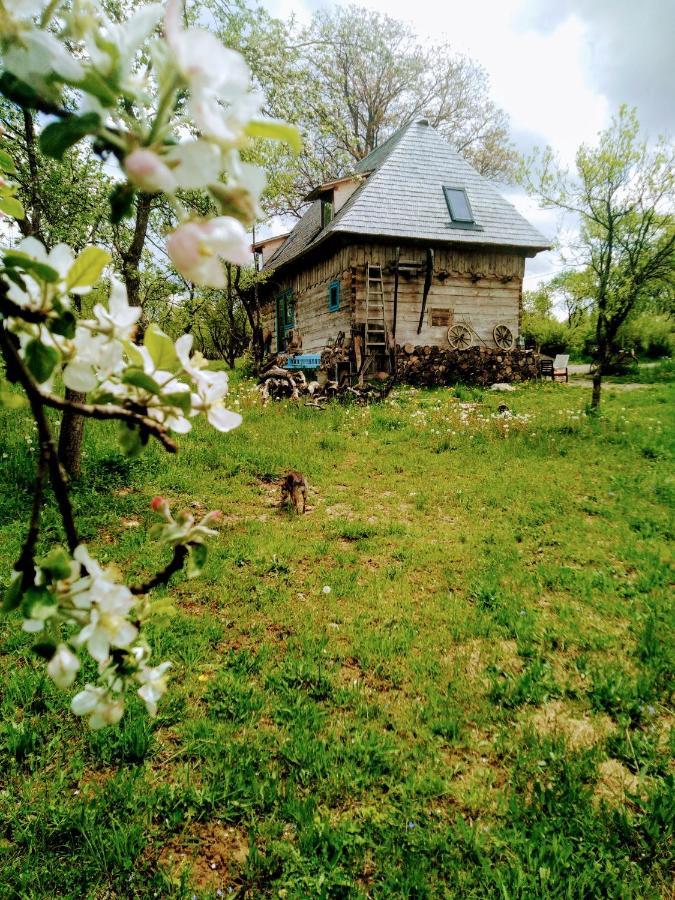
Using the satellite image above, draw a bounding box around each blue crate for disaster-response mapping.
[284,353,322,370]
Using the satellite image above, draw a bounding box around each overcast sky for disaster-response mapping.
[261,0,674,289]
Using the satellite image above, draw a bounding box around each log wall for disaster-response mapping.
[349,243,524,348]
[262,242,526,353]
[261,247,353,353]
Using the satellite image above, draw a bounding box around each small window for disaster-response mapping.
[321,195,334,228]
[328,280,340,312]
[443,186,474,224]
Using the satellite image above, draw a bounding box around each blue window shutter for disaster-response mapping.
[328,280,340,311]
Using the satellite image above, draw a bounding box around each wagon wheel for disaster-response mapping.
[493,324,514,350]
[448,324,472,350]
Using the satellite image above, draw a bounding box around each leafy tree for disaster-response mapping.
[207,1,516,218]
[0,0,293,730]
[523,106,675,407]
[300,6,514,175]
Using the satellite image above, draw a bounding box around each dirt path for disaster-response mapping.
[567,379,648,391]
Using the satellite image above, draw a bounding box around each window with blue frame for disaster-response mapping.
[328,280,340,312]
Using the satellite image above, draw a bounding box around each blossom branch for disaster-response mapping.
[0,325,80,551]
[15,443,49,587]
[130,544,189,595]
[38,391,178,454]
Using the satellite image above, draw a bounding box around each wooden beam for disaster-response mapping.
[416,248,434,335]
[392,246,400,341]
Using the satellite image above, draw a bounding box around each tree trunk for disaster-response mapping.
[58,389,86,478]
[120,192,152,337]
[590,372,602,410]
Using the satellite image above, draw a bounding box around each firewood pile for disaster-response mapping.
[396,345,539,387]
[258,366,392,406]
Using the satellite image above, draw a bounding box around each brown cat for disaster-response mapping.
[281,471,308,514]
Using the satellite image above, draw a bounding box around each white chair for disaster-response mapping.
[552,354,569,382]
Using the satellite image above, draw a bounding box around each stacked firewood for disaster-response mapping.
[396,345,539,386]
[257,366,392,406]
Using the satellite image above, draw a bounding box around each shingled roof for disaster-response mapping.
[264,120,550,270]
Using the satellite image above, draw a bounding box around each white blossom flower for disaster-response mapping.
[71,685,125,729]
[91,278,140,341]
[3,29,85,83]
[188,90,262,148]
[164,0,250,98]
[47,644,81,688]
[191,372,242,432]
[136,661,171,716]
[124,148,176,193]
[73,585,138,662]
[4,0,45,21]
[167,217,250,287]
[124,141,221,194]
[63,329,124,392]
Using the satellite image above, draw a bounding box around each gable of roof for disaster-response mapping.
[264,120,550,270]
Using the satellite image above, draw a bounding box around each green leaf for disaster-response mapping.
[25,339,60,384]
[187,543,208,578]
[0,149,17,174]
[0,195,25,219]
[32,640,57,661]
[109,182,136,224]
[39,113,101,160]
[0,391,28,409]
[163,391,192,413]
[65,246,110,291]
[144,324,178,371]
[245,119,302,154]
[37,546,72,581]
[49,310,77,339]
[122,367,161,394]
[2,267,27,292]
[0,72,44,109]
[3,251,60,283]
[21,586,57,621]
[2,572,24,612]
[118,424,143,458]
[71,71,118,107]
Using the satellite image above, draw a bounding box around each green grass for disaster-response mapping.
[0,373,673,898]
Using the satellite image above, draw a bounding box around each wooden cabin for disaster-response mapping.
[254,120,550,377]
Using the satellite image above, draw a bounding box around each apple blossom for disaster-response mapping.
[124,148,176,193]
[191,372,243,432]
[91,278,141,341]
[167,217,251,287]
[73,587,138,662]
[1,0,296,730]
[47,644,81,689]
[71,685,125,730]
[164,0,250,98]
[136,661,172,716]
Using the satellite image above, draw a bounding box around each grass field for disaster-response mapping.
[0,372,673,898]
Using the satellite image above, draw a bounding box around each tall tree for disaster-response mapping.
[207,1,516,218]
[300,6,514,178]
[523,106,675,408]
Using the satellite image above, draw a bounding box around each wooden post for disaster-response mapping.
[416,247,434,335]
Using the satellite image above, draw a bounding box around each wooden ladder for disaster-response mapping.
[365,262,387,354]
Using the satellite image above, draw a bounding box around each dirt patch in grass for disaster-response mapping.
[445,759,509,814]
[529,700,614,750]
[156,820,249,891]
[444,639,523,683]
[594,759,646,806]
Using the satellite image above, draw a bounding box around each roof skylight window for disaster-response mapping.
[443,186,474,224]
